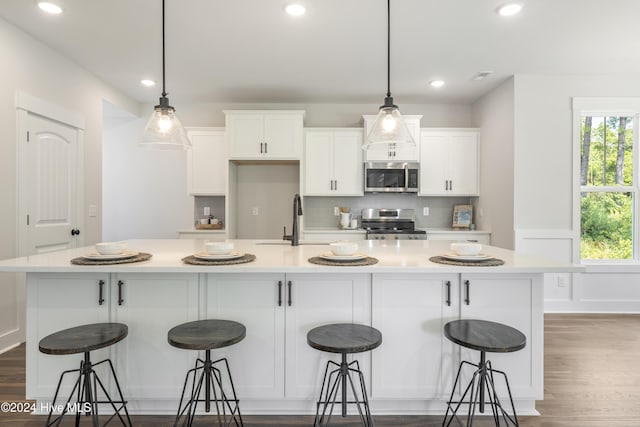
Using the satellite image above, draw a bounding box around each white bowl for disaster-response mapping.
[205,241,234,255]
[450,242,482,256]
[330,241,359,256]
[95,242,128,255]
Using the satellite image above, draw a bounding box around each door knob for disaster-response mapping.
[71,229,80,236]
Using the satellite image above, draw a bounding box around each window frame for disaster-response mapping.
[573,98,640,265]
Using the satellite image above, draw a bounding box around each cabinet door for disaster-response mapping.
[112,273,198,400]
[419,132,450,195]
[458,274,543,400]
[263,114,302,159]
[304,131,334,195]
[227,114,263,158]
[371,274,457,399]
[186,128,227,195]
[448,132,478,196]
[332,131,364,195]
[284,273,371,399]
[206,274,286,399]
[427,232,491,245]
[26,273,109,400]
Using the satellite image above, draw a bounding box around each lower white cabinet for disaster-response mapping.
[26,273,110,400]
[112,274,199,401]
[458,274,543,400]
[427,231,491,245]
[371,274,457,399]
[205,273,371,401]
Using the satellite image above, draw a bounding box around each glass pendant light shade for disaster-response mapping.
[365,97,415,148]
[363,0,414,150]
[140,96,190,149]
[139,0,190,150]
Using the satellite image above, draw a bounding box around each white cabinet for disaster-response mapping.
[362,115,422,162]
[427,231,491,245]
[204,273,370,401]
[112,273,199,400]
[284,274,371,399]
[420,129,479,196]
[371,274,457,399]
[458,274,543,400]
[26,273,109,400]
[225,110,304,160]
[304,129,363,196]
[186,127,227,195]
[303,231,366,241]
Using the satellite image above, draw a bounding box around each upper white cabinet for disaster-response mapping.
[186,127,227,195]
[419,129,479,196]
[362,114,422,162]
[225,110,305,160]
[304,128,363,196]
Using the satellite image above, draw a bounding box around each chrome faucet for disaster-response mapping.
[283,194,303,246]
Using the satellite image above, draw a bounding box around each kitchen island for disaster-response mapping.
[0,239,580,416]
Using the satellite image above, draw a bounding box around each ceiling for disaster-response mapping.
[1,0,639,106]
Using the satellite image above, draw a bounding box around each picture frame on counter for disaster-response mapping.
[452,204,473,229]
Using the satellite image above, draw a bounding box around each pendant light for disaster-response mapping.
[363,0,414,150]
[140,0,191,149]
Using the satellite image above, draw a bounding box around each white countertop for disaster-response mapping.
[0,239,582,274]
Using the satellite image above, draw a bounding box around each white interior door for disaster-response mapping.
[18,110,83,255]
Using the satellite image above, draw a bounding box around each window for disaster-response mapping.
[579,113,638,260]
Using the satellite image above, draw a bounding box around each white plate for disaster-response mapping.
[193,251,243,260]
[440,252,492,261]
[83,251,138,260]
[319,252,367,261]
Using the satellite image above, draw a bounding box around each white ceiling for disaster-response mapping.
[1,0,639,106]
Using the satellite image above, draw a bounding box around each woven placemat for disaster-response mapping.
[71,252,153,265]
[429,256,504,267]
[308,256,378,267]
[182,253,256,265]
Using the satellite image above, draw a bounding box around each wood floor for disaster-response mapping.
[1,314,639,426]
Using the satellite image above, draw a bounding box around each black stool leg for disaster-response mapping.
[174,351,243,427]
[442,354,519,427]
[45,352,132,427]
[313,354,374,427]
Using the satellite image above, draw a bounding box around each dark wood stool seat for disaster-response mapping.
[442,319,525,427]
[168,319,245,427]
[168,319,246,351]
[38,322,132,427]
[40,322,128,355]
[307,323,382,427]
[307,323,382,354]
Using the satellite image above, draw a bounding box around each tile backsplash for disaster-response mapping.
[194,196,225,226]
[303,194,474,229]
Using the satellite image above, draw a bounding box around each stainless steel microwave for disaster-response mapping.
[364,162,419,193]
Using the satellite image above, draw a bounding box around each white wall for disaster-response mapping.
[0,17,138,352]
[512,74,640,312]
[471,78,515,249]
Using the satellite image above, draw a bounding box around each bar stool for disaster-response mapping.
[442,319,526,427]
[307,323,382,427]
[168,319,245,427]
[38,322,132,427]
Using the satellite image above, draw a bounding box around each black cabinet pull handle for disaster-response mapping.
[260,142,263,154]
[265,142,268,153]
[288,281,292,306]
[445,180,448,191]
[71,229,80,236]
[334,180,337,191]
[464,280,470,305]
[445,281,451,306]
[278,281,283,306]
[118,280,124,306]
[98,280,105,306]
[450,180,453,191]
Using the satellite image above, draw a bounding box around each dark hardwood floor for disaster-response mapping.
[1,314,639,426]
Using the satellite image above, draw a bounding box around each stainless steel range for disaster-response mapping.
[361,208,427,240]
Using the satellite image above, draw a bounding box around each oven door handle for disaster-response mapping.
[404,163,409,190]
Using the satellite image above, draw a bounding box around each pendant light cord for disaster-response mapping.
[386,0,391,98]
[161,0,167,97]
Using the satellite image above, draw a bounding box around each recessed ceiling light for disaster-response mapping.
[285,3,306,16]
[140,79,156,87]
[497,2,523,16]
[37,1,63,15]
[430,80,445,88]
